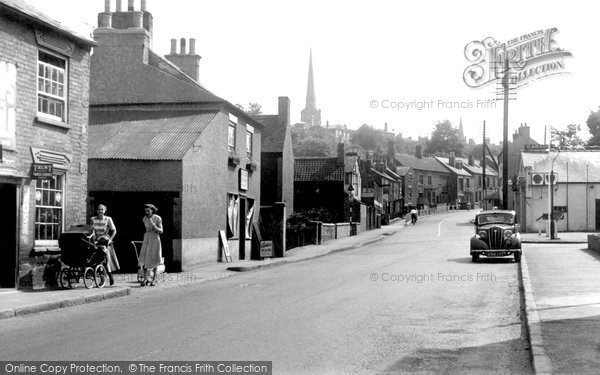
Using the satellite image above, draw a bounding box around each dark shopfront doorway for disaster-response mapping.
[0,183,17,287]
[89,191,178,273]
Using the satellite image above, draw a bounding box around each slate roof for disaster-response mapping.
[294,158,344,182]
[251,114,287,153]
[521,151,600,183]
[434,157,472,177]
[396,166,412,176]
[89,112,218,160]
[0,0,95,46]
[395,153,449,174]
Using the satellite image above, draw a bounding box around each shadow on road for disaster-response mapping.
[383,337,531,374]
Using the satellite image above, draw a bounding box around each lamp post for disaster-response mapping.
[347,184,355,223]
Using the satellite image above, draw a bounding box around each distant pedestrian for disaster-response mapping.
[410,207,418,225]
[139,203,163,286]
[90,204,119,285]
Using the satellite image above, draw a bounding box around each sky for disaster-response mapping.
[23,0,600,144]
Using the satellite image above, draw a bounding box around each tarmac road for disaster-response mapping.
[0,211,531,374]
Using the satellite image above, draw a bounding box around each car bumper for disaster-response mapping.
[470,237,522,255]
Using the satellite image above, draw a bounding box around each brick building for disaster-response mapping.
[88,2,262,270]
[0,0,95,288]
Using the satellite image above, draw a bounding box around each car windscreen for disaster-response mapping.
[476,213,514,225]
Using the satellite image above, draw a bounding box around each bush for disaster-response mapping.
[288,208,336,225]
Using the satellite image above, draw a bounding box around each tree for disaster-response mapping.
[424,120,464,156]
[234,102,263,114]
[551,124,585,149]
[587,107,600,146]
[247,102,262,115]
[292,126,337,156]
[351,124,389,154]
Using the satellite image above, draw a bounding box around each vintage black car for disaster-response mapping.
[470,210,521,263]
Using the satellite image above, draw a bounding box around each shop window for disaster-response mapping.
[35,174,64,244]
[227,194,255,239]
[37,50,67,123]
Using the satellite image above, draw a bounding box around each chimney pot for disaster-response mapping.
[116,0,122,11]
[98,11,113,28]
[128,0,134,11]
[130,11,143,28]
[170,39,177,54]
[180,38,186,54]
[104,0,110,12]
[337,143,345,165]
[189,38,196,54]
[141,0,147,11]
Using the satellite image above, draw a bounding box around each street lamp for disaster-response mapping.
[549,144,560,240]
[347,185,355,223]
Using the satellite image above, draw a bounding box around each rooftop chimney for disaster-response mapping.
[98,0,112,28]
[415,144,423,159]
[449,152,455,167]
[278,96,290,128]
[165,37,201,82]
[337,143,345,165]
[468,154,475,166]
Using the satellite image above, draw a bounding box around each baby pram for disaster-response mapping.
[58,225,108,289]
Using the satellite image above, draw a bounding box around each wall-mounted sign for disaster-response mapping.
[524,144,548,151]
[239,169,248,191]
[362,187,374,198]
[32,163,53,179]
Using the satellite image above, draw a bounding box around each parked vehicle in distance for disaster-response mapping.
[470,210,522,263]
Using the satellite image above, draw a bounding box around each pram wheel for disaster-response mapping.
[58,268,72,289]
[83,267,96,289]
[95,264,108,288]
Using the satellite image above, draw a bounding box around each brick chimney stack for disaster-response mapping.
[415,144,423,159]
[449,152,455,167]
[337,143,345,165]
[165,37,202,82]
[94,0,154,66]
[278,97,290,128]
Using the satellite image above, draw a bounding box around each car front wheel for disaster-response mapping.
[472,254,479,263]
[514,252,521,263]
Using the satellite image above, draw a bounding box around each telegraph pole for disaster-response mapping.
[502,57,509,210]
[482,121,487,209]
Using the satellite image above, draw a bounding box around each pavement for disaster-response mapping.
[0,217,411,320]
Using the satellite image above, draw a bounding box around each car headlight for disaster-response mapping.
[478,230,487,237]
[504,230,513,238]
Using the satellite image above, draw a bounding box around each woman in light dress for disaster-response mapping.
[90,204,119,285]
[139,203,163,286]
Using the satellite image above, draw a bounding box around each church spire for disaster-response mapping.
[458,117,466,144]
[301,49,321,126]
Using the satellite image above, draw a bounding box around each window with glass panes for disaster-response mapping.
[228,121,236,153]
[35,175,64,242]
[38,51,67,122]
[246,130,252,158]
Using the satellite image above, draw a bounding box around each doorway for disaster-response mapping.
[595,199,600,231]
[0,183,17,288]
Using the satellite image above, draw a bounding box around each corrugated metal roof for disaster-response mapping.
[89,112,217,160]
[521,151,600,183]
[294,157,344,182]
[1,0,95,46]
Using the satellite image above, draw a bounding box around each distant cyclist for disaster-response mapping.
[409,207,418,225]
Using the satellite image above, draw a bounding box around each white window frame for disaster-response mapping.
[34,173,65,246]
[228,121,236,153]
[246,130,253,158]
[37,50,68,123]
